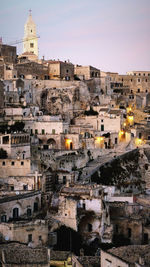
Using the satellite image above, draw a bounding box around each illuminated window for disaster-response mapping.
[30,43,34,48]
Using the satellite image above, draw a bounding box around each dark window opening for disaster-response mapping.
[139,132,142,139]
[34,202,38,212]
[28,234,32,243]
[101,125,104,131]
[23,184,28,191]
[128,228,131,238]
[13,207,19,219]
[88,223,92,232]
[143,233,148,244]
[63,176,66,184]
[1,215,7,222]
[30,43,34,48]
[27,208,32,217]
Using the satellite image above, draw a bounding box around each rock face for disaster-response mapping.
[32,80,100,118]
[91,149,146,194]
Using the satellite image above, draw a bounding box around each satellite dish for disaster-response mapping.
[5,236,9,241]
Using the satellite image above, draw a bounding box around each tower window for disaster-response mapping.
[30,43,34,48]
[31,30,32,32]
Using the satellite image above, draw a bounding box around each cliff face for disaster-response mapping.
[91,149,146,193]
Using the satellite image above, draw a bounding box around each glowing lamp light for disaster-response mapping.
[135,138,142,146]
[95,137,104,142]
[65,138,72,144]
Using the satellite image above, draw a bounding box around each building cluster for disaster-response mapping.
[0,11,150,267]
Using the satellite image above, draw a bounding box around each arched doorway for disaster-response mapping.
[47,138,57,149]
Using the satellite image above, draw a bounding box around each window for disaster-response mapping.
[131,79,132,82]
[1,215,7,222]
[11,161,15,166]
[128,228,131,238]
[42,129,45,134]
[115,138,118,144]
[138,78,140,82]
[139,132,142,139]
[23,184,28,190]
[139,73,141,76]
[88,223,92,232]
[101,125,104,131]
[66,69,69,73]
[143,73,145,76]
[11,186,14,191]
[2,161,5,166]
[13,207,19,219]
[134,73,136,76]
[63,176,66,184]
[34,202,38,212]
[146,79,147,82]
[27,208,32,217]
[21,161,24,166]
[35,129,38,134]
[30,43,34,48]
[138,88,140,93]
[39,235,42,241]
[28,234,32,243]
[52,129,55,134]
[143,233,148,244]
[101,119,103,122]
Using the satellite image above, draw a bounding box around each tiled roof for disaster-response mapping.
[108,245,150,264]
[2,247,49,264]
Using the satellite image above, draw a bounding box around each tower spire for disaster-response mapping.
[29,9,32,16]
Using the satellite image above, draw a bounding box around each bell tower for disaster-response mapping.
[23,10,38,57]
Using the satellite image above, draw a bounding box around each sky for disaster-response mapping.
[0,0,150,74]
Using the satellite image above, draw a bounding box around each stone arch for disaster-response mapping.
[47,138,57,149]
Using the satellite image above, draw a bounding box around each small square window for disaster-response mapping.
[2,161,5,166]
[35,129,38,134]
[21,161,24,166]
[11,161,15,166]
[39,235,42,241]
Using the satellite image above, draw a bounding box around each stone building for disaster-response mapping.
[0,133,30,159]
[0,81,4,111]
[0,44,16,64]
[0,219,48,247]
[74,65,100,80]
[54,184,112,244]
[47,60,74,80]
[101,245,150,267]
[16,61,48,80]
[0,191,41,222]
